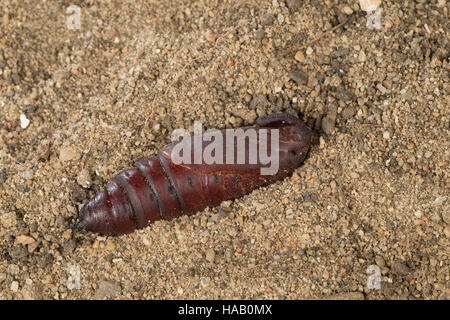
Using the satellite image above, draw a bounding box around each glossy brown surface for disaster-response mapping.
[73,113,312,235]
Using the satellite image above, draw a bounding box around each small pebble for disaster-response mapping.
[96,281,121,299]
[359,50,366,62]
[430,258,437,267]
[20,114,30,129]
[285,0,302,12]
[7,264,20,275]
[59,146,78,162]
[277,14,284,24]
[391,260,410,276]
[37,140,51,161]
[254,28,265,41]
[206,32,215,43]
[359,0,381,12]
[205,248,216,263]
[76,168,92,188]
[10,281,19,293]
[105,240,116,251]
[444,226,450,238]
[142,237,151,247]
[15,235,35,245]
[294,50,305,63]
[375,256,386,268]
[342,6,354,15]
[227,227,237,237]
[261,14,275,26]
[289,68,308,85]
[22,169,34,180]
[0,211,17,228]
[377,83,387,94]
[2,13,9,26]
[321,116,335,135]
[337,13,347,24]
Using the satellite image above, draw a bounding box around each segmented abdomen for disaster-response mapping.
[77,155,185,235]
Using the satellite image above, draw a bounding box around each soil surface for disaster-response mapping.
[0,0,448,299]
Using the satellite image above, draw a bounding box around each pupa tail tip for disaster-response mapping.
[69,221,84,231]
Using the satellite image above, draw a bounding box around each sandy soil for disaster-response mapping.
[0,0,448,299]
